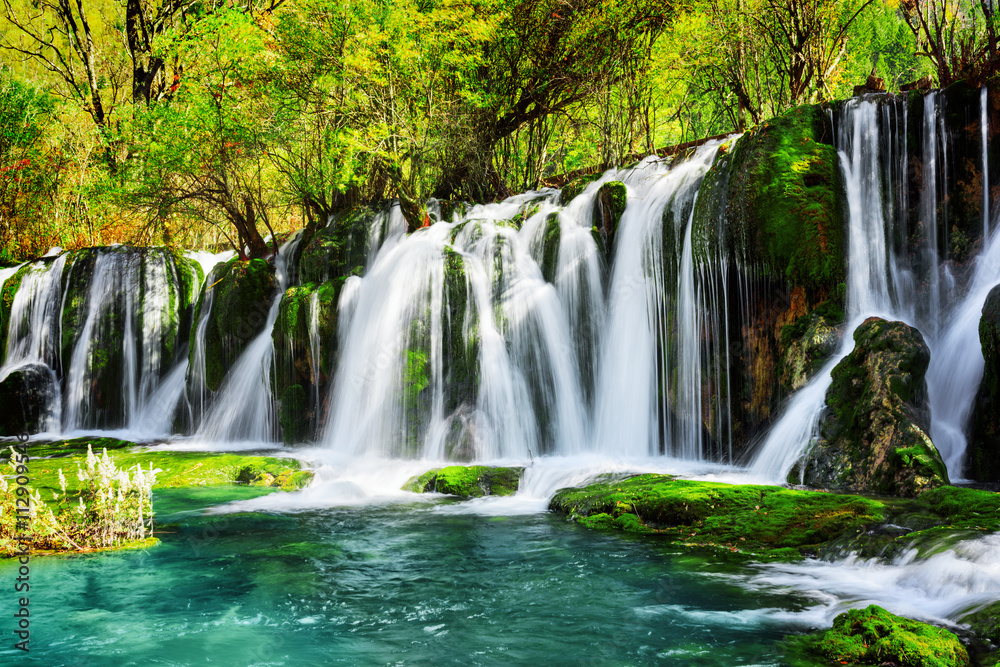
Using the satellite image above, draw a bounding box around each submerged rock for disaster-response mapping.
[403,466,524,498]
[0,363,56,436]
[791,604,969,667]
[795,317,948,497]
[968,285,1000,483]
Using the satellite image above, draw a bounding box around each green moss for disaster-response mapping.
[724,104,844,289]
[550,473,885,558]
[800,318,947,497]
[298,206,373,284]
[801,605,969,667]
[506,203,541,230]
[201,257,278,391]
[403,466,525,498]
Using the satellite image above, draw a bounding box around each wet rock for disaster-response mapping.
[795,317,948,497]
[591,180,627,263]
[968,285,1000,482]
[0,363,56,436]
[403,466,524,498]
[298,206,376,285]
[779,307,844,392]
[539,211,561,283]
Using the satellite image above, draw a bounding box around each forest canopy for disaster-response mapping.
[0,0,996,258]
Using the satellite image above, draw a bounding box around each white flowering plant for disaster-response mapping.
[1,444,156,555]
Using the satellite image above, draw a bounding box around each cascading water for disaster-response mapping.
[983,86,991,239]
[927,226,1000,477]
[751,98,901,481]
[195,234,302,444]
[60,249,198,435]
[591,146,724,459]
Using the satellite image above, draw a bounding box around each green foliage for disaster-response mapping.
[0,68,57,257]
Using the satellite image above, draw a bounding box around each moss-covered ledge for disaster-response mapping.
[4,437,314,497]
[403,465,524,498]
[549,473,884,559]
[549,474,1000,560]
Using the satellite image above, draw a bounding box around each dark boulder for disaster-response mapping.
[968,285,1000,482]
[794,317,948,497]
[0,363,57,436]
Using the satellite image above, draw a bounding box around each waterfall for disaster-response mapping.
[750,98,899,480]
[592,146,724,458]
[920,92,944,336]
[320,193,586,459]
[984,86,991,239]
[195,234,302,444]
[2,256,67,377]
[927,227,1000,477]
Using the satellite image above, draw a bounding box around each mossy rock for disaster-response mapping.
[403,466,525,498]
[298,206,374,285]
[969,285,1000,483]
[779,310,844,392]
[559,172,602,205]
[442,247,478,417]
[539,212,561,283]
[271,279,344,444]
[796,317,948,497]
[793,605,969,667]
[958,601,1000,648]
[722,103,845,290]
[549,473,885,559]
[592,180,627,263]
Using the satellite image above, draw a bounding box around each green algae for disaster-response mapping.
[403,465,525,498]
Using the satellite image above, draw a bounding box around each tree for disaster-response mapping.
[123,9,281,258]
[900,0,1000,85]
[0,68,57,259]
